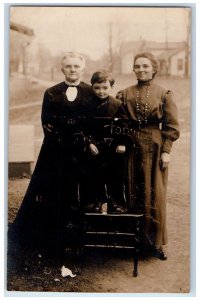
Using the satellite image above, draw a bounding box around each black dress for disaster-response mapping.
[8,81,93,257]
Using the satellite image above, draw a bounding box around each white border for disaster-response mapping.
[1,1,198,300]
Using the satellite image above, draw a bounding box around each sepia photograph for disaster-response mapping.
[6,4,191,294]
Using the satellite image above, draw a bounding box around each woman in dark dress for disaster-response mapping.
[8,52,93,262]
[116,52,180,259]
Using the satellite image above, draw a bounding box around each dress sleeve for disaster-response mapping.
[116,90,127,104]
[41,90,57,137]
[41,90,53,126]
[114,101,132,148]
[161,90,180,153]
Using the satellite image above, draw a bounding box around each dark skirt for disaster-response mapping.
[8,136,86,257]
[126,128,168,248]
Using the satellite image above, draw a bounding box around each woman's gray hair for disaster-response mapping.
[61,52,85,68]
[133,52,160,77]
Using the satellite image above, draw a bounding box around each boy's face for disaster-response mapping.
[92,80,113,100]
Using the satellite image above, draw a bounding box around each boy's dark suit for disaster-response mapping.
[85,95,128,213]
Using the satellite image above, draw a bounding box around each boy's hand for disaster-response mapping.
[160,152,171,170]
[116,145,126,154]
[89,143,99,155]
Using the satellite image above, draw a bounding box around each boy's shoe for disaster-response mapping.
[84,203,95,213]
[107,201,127,214]
[84,202,102,213]
[93,202,102,213]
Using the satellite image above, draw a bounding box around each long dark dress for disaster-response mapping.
[8,81,93,257]
[116,80,180,248]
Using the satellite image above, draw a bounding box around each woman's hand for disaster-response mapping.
[89,143,99,155]
[116,145,126,154]
[43,123,53,132]
[160,152,171,170]
[43,123,54,133]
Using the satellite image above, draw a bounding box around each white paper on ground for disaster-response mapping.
[61,265,76,277]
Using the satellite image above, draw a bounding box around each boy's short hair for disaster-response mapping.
[61,51,85,68]
[91,70,115,86]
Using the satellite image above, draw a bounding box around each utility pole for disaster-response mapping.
[108,22,113,73]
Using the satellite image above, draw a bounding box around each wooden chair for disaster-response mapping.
[82,212,144,277]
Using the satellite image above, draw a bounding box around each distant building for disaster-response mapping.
[119,40,190,77]
[10,21,34,36]
[10,21,35,75]
[158,48,190,78]
[10,21,54,79]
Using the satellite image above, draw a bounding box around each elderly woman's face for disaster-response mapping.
[133,57,155,81]
[61,57,84,83]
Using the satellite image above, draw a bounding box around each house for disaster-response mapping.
[10,21,35,75]
[119,40,190,77]
[158,48,190,77]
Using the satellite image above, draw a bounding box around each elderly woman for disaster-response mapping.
[8,52,93,263]
[116,52,180,260]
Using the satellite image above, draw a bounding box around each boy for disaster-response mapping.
[85,70,128,214]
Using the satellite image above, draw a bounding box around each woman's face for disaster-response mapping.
[133,57,155,81]
[61,57,84,83]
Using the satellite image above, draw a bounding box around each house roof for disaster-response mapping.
[120,40,187,55]
[10,21,34,36]
[157,48,186,60]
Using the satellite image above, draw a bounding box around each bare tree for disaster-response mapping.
[107,22,125,73]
